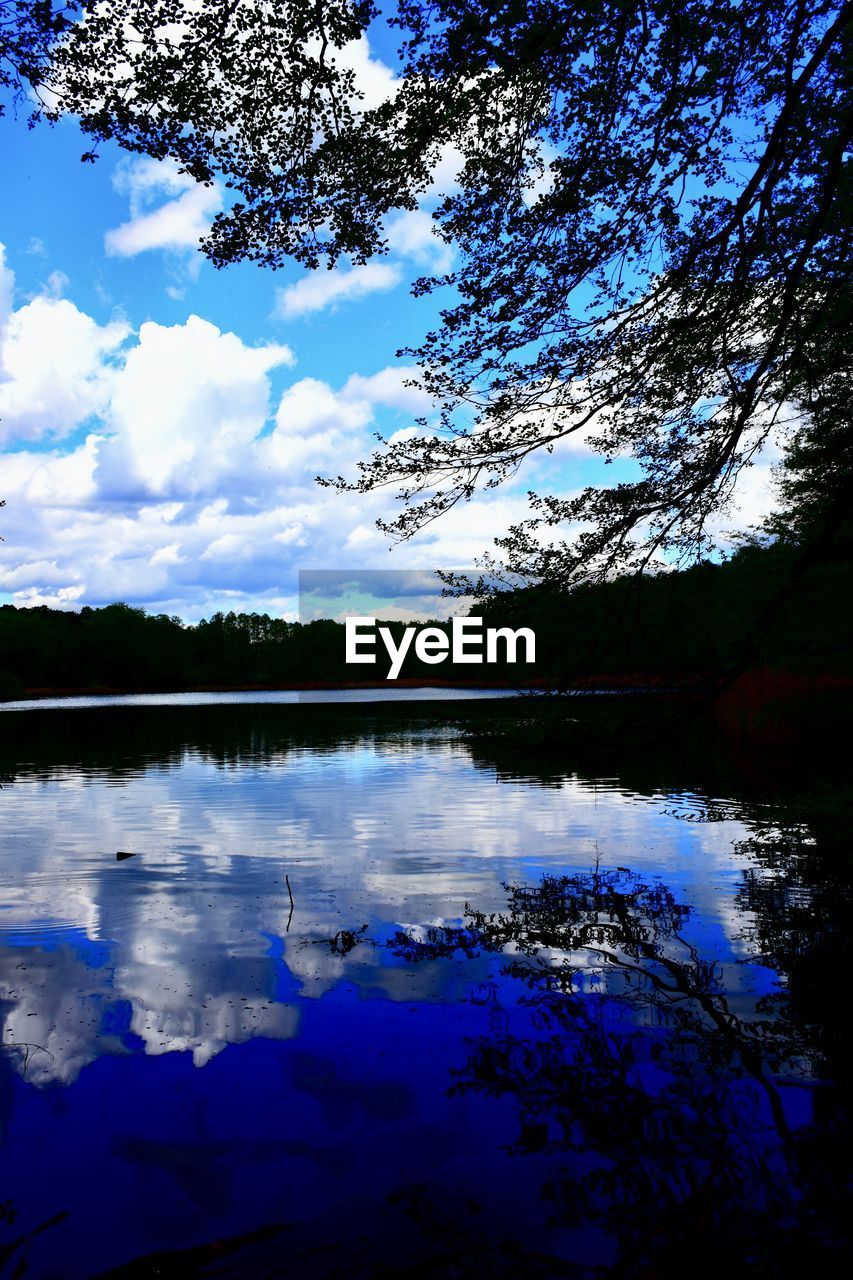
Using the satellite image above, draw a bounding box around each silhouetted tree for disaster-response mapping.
[0,1,72,116]
[0,2,848,579]
[335,0,852,584]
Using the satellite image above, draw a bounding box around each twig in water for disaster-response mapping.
[285,874,294,932]
[1,1039,54,1081]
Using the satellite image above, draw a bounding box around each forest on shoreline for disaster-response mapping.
[1,537,849,700]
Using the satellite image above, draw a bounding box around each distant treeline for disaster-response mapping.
[0,539,849,698]
[481,539,852,682]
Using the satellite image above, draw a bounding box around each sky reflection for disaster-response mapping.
[0,733,767,1085]
[0,711,845,1278]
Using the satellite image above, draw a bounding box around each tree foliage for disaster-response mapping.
[0,1,73,115]
[3,1,851,580]
[761,289,853,549]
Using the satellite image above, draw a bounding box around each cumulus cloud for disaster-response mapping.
[0,244,129,445]
[707,434,783,548]
[0,335,533,620]
[0,238,777,623]
[274,261,402,319]
[105,157,223,259]
[332,32,399,111]
[273,212,453,321]
[340,366,435,415]
[1,246,513,618]
[94,314,295,497]
[385,209,454,274]
[105,186,221,257]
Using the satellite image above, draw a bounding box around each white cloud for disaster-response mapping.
[41,269,70,299]
[10,584,86,609]
[385,209,454,274]
[340,366,434,415]
[106,187,221,258]
[0,251,567,618]
[521,139,559,207]
[105,156,223,259]
[709,445,781,547]
[274,261,402,318]
[344,523,382,549]
[273,523,307,547]
[3,433,101,507]
[150,542,185,566]
[0,247,451,615]
[0,245,129,444]
[94,314,294,498]
[424,142,465,203]
[0,243,14,325]
[0,558,80,590]
[273,212,453,321]
[0,316,534,619]
[0,240,775,623]
[332,33,399,111]
[113,156,196,214]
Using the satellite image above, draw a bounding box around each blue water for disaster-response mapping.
[0,708,846,1276]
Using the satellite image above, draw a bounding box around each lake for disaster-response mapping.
[0,699,848,1276]
[0,687,526,712]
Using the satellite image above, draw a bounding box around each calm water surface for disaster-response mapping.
[0,687,525,711]
[0,703,847,1276]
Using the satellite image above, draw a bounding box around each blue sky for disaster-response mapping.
[0,31,778,622]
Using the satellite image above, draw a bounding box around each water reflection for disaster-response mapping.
[0,687,524,712]
[0,705,848,1275]
[390,868,847,1272]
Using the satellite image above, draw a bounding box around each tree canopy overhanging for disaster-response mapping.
[2,0,851,582]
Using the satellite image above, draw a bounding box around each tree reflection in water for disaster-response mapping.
[0,706,849,1275]
[390,865,848,1276]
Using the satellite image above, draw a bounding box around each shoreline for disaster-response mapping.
[4,668,850,706]
[9,673,716,702]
